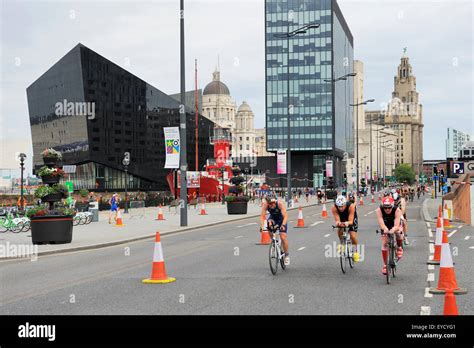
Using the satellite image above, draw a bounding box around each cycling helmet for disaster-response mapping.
[335,195,347,207]
[382,196,395,208]
[391,192,399,201]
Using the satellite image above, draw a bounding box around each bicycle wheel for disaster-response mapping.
[340,243,347,274]
[348,241,354,269]
[21,220,30,232]
[386,245,393,284]
[85,214,93,224]
[391,246,397,278]
[280,249,286,270]
[73,216,80,226]
[0,219,7,233]
[11,221,23,233]
[269,241,279,275]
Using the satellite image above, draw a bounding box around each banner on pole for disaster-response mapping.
[326,160,333,178]
[277,150,287,174]
[164,127,180,169]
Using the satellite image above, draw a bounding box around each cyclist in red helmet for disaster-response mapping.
[376,196,404,275]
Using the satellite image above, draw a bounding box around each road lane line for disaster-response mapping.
[448,230,457,238]
[234,235,244,239]
[367,211,374,215]
[427,273,435,282]
[458,225,464,229]
[324,234,330,238]
[464,236,470,240]
[428,265,434,270]
[426,222,431,228]
[424,288,433,298]
[428,228,433,238]
[310,221,324,226]
[429,243,434,254]
[297,247,306,251]
[420,306,431,315]
[469,246,474,250]
[237,222,257,228]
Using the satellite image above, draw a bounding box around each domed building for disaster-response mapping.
[201,69,236,131]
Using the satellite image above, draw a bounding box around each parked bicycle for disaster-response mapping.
[0,212,24,233]
[73,211,93,226]
[376,229,398,284]
[267,224,287,275]
[332,225,354,274]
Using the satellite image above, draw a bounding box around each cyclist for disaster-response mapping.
[331,195,360,262]
[391,190,409,245]
[348,192,356,204]
[260,195,290,265]
[376,196,404,275]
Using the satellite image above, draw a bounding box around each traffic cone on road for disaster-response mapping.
[322,203,328,218]
[295,207,306,228]
[199,202,207,215]
[142,232,176,284]
[359,195,364,206]
[438,205,443,218]
[156,205,165,221]
[257,220,271,245]
[427,217,443,265]
[371,195,375,204]
[443,204,453,229]
[443,289,459,315]
[430,230,468,295]
[114,209,124,227]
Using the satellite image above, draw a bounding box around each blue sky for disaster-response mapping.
[1,0,472,172]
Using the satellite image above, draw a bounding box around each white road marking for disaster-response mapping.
[427,273,435,282]
[297,247,306,251]
[428,254,433,261]
[429,243,434,254]
[420,306,431,315]
[426,222,431,228]
[310,221,324,226]
[469,246,474,250]
[428,229,433,238]
[424,288,433,298]
[458,225,464,229]
[234,235,244,239]
[408,219,417,222]
[324,234,330,238]
[367,211,374,215]
[237,222,257,228]
[428,265,435,270]
[448,230,458,238]
[464,236,470,240]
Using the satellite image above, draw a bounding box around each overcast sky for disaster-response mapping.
[1,0,472,174]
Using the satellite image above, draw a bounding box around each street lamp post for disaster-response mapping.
[122,152,130,214]
[350,98,374,195]
[273,22,320,207]
[179,0,188,226]
[18,153,26,212]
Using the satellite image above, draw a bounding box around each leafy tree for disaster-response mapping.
[394,164,416,184]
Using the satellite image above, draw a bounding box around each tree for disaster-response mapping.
[394,164,416,184]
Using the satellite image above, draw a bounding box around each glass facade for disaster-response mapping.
[27,44,215,191]
[265,0,354,183]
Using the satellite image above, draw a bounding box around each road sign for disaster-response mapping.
[453,162,464,174]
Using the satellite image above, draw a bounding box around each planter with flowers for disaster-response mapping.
[30,148,74,244]
[225,166,250,215]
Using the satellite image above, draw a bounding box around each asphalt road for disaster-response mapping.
[1,197,471,315]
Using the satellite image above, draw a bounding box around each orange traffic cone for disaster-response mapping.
[443,203,453,228]
[295,207,306,228]
[371,195,375,204]
[430,231,468,295]
[156,205,165,220]
[378,194,381,201]
[142,232,176,284]
[114,209,124,227]
[199,203,207,215]
[358,195,364,206]
[443,289,459,315]
[322,203,328,218]
[428,217,443,265]
[257,220,271,245]
[438,204,443,219]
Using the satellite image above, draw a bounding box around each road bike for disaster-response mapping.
[73,211,93,226]
[267,224,287,275]
[333,225,354,274]
[376,229,398,284]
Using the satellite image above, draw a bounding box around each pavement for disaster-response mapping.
[0,197,321,257]
[2,193,471,315]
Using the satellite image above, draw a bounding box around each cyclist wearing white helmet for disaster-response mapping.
[260,194,290,265]
[331,195,360,262]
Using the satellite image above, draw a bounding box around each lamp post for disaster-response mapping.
[122,152,130,214]
[179,0,188,226]
[18,153,26,212]
[273,22,320,207]
[381,140,393,187]
[221,167,226,205]
[366,113,383,192]
[350,98,374,195]
[324,72,357,189]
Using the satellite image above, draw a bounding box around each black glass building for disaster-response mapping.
[27,43,215,191]
[265,0,354,186]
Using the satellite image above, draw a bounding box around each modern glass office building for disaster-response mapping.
[27,44,215,191]
[265,0,354,186]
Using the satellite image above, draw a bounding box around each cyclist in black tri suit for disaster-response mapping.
[376,196,404,275]
[331,195,360,262]
[260,195,290,265]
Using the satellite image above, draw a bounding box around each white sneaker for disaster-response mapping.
[284,256,290,266]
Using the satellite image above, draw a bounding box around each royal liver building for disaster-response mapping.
[367,52,424,176]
